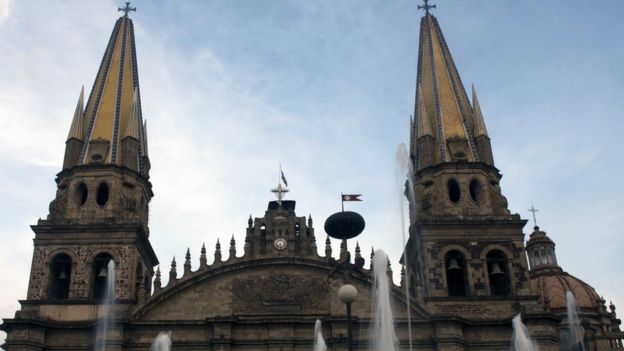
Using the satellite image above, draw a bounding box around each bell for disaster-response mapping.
[57,269,68,280]
[447,258,461,270]
[98,266,108,278]
[490,263,504,275]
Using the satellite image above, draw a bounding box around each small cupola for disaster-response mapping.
[526,226,561,274]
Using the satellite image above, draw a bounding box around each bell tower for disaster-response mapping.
[4,6,158,350]
[403,4,532,308]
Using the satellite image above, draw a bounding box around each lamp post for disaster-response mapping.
[338,284,358,351]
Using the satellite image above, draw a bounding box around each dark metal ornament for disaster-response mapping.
[324,211,365,240]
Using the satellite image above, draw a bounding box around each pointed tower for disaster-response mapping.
[404,4,532,309]
[4,7,159,350]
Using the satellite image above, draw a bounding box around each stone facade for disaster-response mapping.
[2,7,624,351]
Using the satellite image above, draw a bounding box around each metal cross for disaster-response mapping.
[528,202,539,227]
[118,2,136,17]
[417,0,436,15]
[271,182,289,206]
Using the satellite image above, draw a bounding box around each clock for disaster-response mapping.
[274,237,288,250]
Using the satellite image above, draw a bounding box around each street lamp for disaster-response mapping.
[338,284,358,351]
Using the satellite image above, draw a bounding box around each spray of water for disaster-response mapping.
[372,249,399,351]
[566,291,586,351]
[395,143,414,351]
[511,314,539,351]
[151,331,172,351]
[313,319,327,351]
[94,260,115,351]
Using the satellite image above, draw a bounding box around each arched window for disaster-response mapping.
[96,182,109,206]
[92,253,114,300]
[445,250,467,296]
[294,223,301,237]
[75,183,88,206]
[447,179,461,203]
[469,179,482,203]
[487,250,511,296]
[49,253,72,299]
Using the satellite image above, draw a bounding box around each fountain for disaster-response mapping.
[313,319,327,351]
[151,331,172,351]
[511,314,539,351]
[566,291,586,351]
[372,249,399,351]
[94,260,115,351]
[395,143,415,351]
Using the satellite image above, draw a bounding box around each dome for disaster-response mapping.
[531,271,602,311]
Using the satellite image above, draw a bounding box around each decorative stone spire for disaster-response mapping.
[229,235,237,259]
[355,242,362,260]
[168,257,177,285]
[184,248,191,275]
[214,239,222,263]
[248,215,253,228]
[63,87,86,169]
[339,239,347,260]
[413,83,436,169]
[400,265,406,287]
[77,11,148,175]
[370,247,375,270]
[66,86,85,142]
[410,8,487,167]
[122,88,141,140]
[153,266,161,290]
[325,236,332,259]
[471,84,494,165]
[199,243,207,268]
[308,214,313,227]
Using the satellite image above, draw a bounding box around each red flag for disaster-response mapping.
[342,194,362,201]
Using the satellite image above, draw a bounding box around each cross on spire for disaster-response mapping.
[417,0,436,15]
[271,182,289,206]
[528,202,540,227]
[118,2,136,17]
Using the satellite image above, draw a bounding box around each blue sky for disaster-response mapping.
[1,0,623,345]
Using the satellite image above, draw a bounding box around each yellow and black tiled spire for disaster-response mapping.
[64,5,148,175]
[410,5,494,170]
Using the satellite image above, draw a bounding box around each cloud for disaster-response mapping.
[0,0,8,22]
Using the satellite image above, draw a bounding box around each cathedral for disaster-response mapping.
[1,2,622,351]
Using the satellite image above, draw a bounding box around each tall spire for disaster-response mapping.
[67,86,84,142]
[411,6,494,168]
[76,7,148,175]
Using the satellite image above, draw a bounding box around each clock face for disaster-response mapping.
[274,237,288,250]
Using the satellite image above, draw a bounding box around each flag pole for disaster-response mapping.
[341,193,344,212]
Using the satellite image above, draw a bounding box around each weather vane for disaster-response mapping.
[417,0,436,15]
[118,2,136,17]
[528,202,539,227]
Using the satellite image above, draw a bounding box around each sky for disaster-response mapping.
[0,0,623,346]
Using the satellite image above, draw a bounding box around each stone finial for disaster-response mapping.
[154,266,161,290]
[325,236,332,259]
[229,235,236,259]
[169,257,177,285]
[387,257,393,277]
[200,242,207,268]
[248,215,253,228]
[308,214,313,227]
[184,248,192,275]
[610,301,616,313]
[370,247,375,270]
[340,239,347,260]
[400,265,406,287]
[355,242,362,259]
[214,239,222,263]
